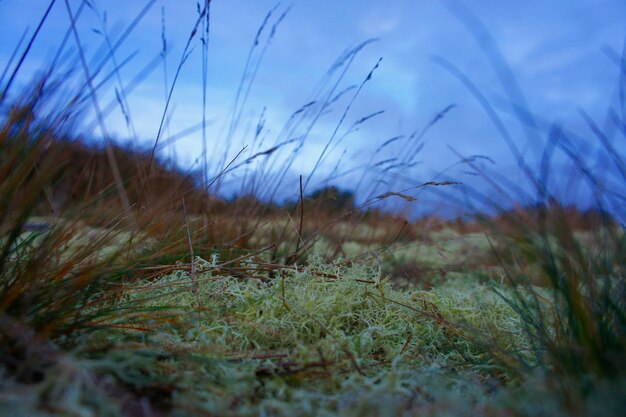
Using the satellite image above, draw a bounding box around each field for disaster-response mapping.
[1,2,625,416]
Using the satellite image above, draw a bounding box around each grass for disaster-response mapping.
[1,1,625,416]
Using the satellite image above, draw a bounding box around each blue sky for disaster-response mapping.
[1,0,625,217]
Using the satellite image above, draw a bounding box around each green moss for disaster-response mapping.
[43,255,530,415]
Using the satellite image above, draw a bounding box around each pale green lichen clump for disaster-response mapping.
[3,254,622,417]
[71,254,530,416]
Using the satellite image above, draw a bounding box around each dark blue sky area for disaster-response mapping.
[1,1,625,217]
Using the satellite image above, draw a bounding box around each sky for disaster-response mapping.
[1,0,625,218]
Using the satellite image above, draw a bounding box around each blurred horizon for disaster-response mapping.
[1,0,625,219]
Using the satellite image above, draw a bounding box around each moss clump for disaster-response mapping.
[51,255,526,416]
[3,252,624,416]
